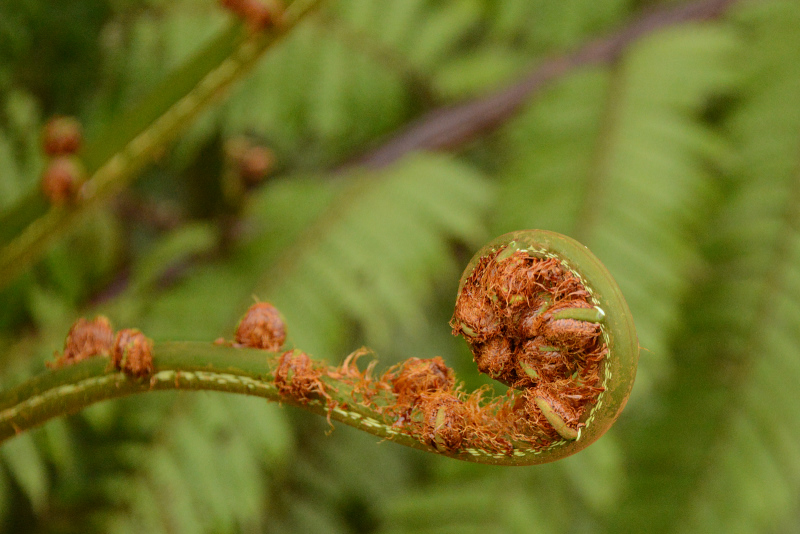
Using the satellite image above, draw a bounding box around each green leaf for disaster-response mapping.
[129,222,218,294]
[258,153,492,357]
[611,3,800,532]
[1,433,49,513]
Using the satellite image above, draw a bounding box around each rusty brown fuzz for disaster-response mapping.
[42,116,82,156]
[112,329,154,378]
[387,357,454,408]
[235,302,286,351]
[50,316,114,368]
[274,350,327,402]
[450,245,607,443]
[41,156,85,205]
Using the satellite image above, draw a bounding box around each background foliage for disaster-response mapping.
[1,0,799,532]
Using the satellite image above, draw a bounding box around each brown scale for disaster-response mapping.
[417,392,467,452]
[525,388,580,429]
[505,390,561,442]
[451,284,500,342]
[328,349,384,404]
[458,391,517,454]
[515,340,571,386]
[274,350,328,402]
[541,317,600,352]
[234,302,286,351]
[112,329,154,378]
[450,245,608,445]
[515,298,552,339]
[385,357,455,409]
[473,336,513,380]
[50,316,114,368]
[489,254,535,307]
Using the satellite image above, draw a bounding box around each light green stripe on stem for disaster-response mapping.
[0,342,431,456]
[0,341,566,466]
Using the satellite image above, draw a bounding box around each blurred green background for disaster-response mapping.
[1,0,799,532]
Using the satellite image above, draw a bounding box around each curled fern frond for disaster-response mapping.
[447,230,639,462]
[0,230,637,466]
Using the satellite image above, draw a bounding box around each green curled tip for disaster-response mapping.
[534,396,579,441]
[550,306,606,323]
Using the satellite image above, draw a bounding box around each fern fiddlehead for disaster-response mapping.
[0,231,638,465]
[448,230,639,462]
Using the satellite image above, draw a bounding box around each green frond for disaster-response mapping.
[579,24,737,392]
[380,476,560,534]
[612,2,800,533]
[105,5,227,110]
[495,23,738,398]
[0,433,48,514]
[221,21,409,164]
[257,154,492,357]
[493,68,611,235]
[483,0,632,51]
[81,393,290,533]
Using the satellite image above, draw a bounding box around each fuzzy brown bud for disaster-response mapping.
[474,336,513,380]
[50,316,114,368]
[239,145,274,185]
[274,350,326,401]
[388,357,454,406]
[235,302,286,351]
[41,156,85,204]
[419,393,467,452]
[113,329,154,378]
[42,116,82,156]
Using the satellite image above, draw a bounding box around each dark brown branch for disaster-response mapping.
[347,0,738,170]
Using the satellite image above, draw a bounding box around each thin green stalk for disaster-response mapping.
[0,342,443,459]
[0,0,322,291]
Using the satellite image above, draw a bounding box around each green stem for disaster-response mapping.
[0,0,322,291]
[0,342,447,460]
[0,340,578,466]
[0,230,639,467]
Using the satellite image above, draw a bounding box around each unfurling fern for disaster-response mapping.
[2,0,799,533]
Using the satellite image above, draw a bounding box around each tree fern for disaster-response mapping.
[9,153,491,531]
[611,2,800,533]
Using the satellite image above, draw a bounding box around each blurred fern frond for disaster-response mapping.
[78,394,291,533]
[494,22,738,396]
[255,153,492,357]
[611,2,800,533]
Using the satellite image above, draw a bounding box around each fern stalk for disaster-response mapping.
[0,230,639,467]
[0,0,322,291]
[0,341,505,460]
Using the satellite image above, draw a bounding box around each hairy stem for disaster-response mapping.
[0,342,524,465]
[0,230,638,466]
[0,0,322,291]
